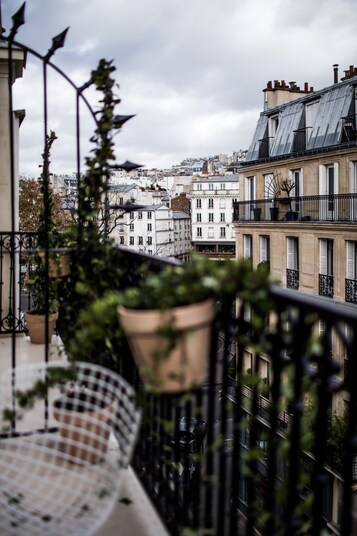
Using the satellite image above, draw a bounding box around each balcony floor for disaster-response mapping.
[0,334,168,536]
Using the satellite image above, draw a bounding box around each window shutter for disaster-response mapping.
[320,239,327,274]
[350,162,357,193]
[244,236,251,258]
[319,165,326,195]
[333,162,339,194]
[287,238,293,269]
[260,237,267,262]
[346,241,355,279]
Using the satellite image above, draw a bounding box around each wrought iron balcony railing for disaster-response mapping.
[319,273,334,298]
[233,193,357,223]
[2,234,357,535]
[287,268,299,290]
[346,277,357,303]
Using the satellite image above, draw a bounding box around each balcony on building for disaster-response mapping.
[233,193,357,223]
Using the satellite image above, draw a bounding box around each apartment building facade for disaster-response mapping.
[191,175,238,258]
[233,65,357,532]
[113,203,191,260]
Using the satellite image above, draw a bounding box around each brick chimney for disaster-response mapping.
[263,79,314,110]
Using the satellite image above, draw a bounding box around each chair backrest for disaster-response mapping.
[0,360,141,536]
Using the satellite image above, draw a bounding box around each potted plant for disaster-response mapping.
[24,131,60,343]
[24,259,59,343]
[116,256,272,393]
[278,176,298,220]
[265,173,281,221]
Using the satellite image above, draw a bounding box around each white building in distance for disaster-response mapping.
[190,174,239,258]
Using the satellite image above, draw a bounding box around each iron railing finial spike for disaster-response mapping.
[8,2,26,41]
[44,26,69,61]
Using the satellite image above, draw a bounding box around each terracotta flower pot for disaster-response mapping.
[117,298,215,393]
[24,311,58,344]
[53,391,114,464]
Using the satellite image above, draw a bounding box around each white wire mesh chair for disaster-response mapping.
[0,360,141,536]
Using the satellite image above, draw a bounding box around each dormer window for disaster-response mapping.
[268,114,279,151]
[305,100,319,145]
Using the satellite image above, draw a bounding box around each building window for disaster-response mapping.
[319,163,338,218]
[196,199,202,208]
[208,199,214,208]
[243,235,252,259]
[220,227,226,238]
[268,114,279,151]
[305,100,319,145]
[129,223,134,231]
[319,238,334,297]
[209,184,214,190]
[197,184,202,190]
[138,212,143,220]
[220,213,225,222]
[148,250,153,255]
[129,236,134,245]
[197,227,202,237]
[208,227,214,238]
[260,235,270,263]
[147,236,153,245]
[287,237,298,270]
[346,241,357,303]
[287,237,299,289]
[138,236,143,245]
[245,176,256,219]
[197,213,202,222]
[220,183,225,190]
[120,236,124,245]
[147,223,152,232]
[219,199,226,209]
[208,213,214,222]
[147,211,152,219]
[119,197,124,205]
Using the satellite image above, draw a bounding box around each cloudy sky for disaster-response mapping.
[2,0,357,174]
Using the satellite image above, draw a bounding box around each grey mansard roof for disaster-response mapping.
[245,76,356,164]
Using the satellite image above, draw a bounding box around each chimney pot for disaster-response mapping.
[333,64,339,84]
[304,82,308,92]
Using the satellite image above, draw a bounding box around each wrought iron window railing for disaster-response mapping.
[346,277,357,303]
[319,273,334,298]
[287,268,299,290]
[233,193,357,223]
